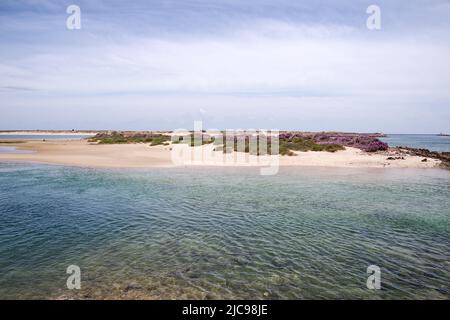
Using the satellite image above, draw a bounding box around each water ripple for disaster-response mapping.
[0,163,449,299]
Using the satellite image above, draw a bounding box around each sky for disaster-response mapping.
[0,0,449,133]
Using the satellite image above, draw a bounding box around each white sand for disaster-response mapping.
[0,140,441,169]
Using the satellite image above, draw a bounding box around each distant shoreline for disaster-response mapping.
[2,130,448,136]
[0,130,98,135]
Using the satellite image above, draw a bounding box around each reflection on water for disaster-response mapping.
[0,163,449,299]
[0,146,33,154]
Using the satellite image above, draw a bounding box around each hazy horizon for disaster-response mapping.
[1,0,449,133]
[0,128,447,135]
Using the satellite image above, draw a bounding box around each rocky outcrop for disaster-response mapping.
[397,147,450,169]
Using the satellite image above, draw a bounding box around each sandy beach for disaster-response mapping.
[0,139,441,169]
[0,140,172,168]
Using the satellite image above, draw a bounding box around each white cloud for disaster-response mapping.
[1,2,449,132]
[2,21,449,102]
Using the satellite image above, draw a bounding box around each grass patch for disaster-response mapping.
[216,135,344,156]
[88,132,345,156]
[172,134,215,147]
[279,137,344,155]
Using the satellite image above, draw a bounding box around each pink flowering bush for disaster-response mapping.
[279,132,388,152]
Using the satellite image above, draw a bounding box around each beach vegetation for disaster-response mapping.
[172,134,215,147]
[87,130,387,156]
[88,132,171,146]
[213,134,344,156]
[279,132,388,152]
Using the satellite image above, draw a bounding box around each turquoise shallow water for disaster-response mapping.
[380,134,450,152]
[0,162,449,299]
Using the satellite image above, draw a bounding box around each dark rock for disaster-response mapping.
[397,147,450,169]
[386,156,405,160]
[124,282,142,292]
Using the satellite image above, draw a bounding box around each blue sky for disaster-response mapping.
[0,0,449,132]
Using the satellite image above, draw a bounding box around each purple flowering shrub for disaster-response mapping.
[364,140,389,152]
[279,132,388,152]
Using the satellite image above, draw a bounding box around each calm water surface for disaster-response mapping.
[380,134,450,152]
[0,135,91,141]
[0,163,449,299]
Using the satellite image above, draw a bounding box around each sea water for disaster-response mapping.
[0,135,91,141]
[380,134,450,152]
[0,163,449,299]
